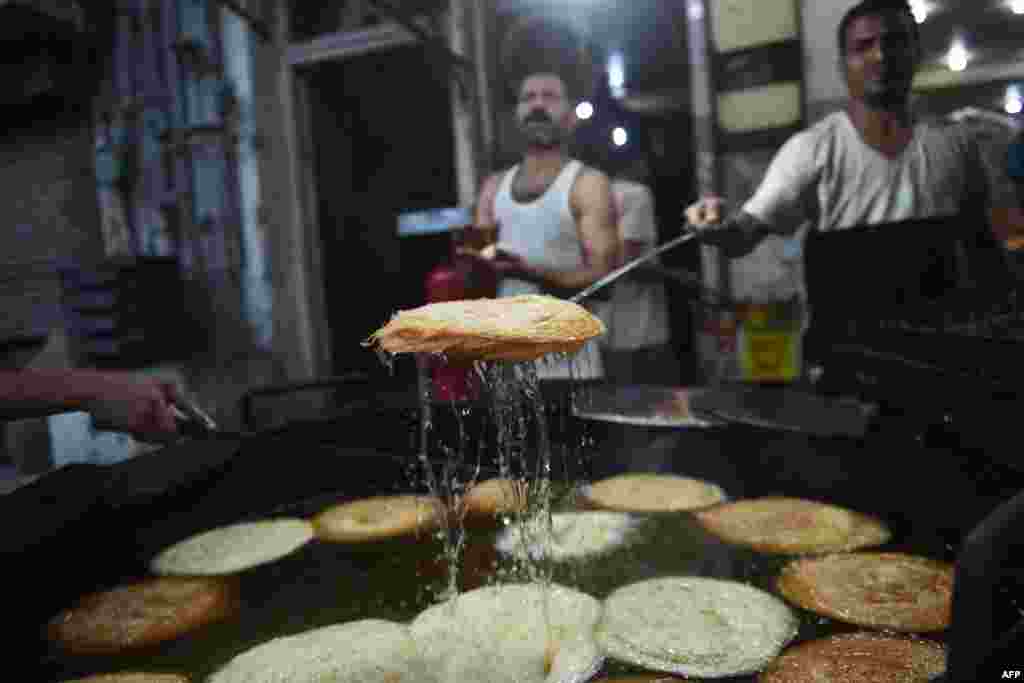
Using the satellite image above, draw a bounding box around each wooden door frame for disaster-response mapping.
[270,8,418,380]
[263,1,488,381]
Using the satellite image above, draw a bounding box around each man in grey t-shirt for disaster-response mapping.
[685,0,1022,266]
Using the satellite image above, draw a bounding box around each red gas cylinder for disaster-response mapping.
[423,237,496,402]
[425,262,468,303]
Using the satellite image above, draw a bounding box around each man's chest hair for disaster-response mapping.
[512,172,560,203]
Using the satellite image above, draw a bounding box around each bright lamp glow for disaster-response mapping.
[612,127,628,147]
[1006,86,1023,115]
[946,38,969,72]
[575,101,594,120]
[909,0,930,23]
[607,51,626,98]
[1012,0,1024,15]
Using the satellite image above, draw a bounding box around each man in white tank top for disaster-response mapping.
[471,71,619,380]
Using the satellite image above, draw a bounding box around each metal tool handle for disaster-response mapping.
[570,230,698,304]
[171,396,218,434]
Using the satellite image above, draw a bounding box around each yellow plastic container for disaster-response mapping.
[737,299,804,383]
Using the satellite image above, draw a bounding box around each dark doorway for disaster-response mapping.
[303,44,457,380]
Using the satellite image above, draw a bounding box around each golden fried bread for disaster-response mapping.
[776,552,953,632]
[462,478,527,519]
[312,494,445,543]
[583,473,726,513]
[366,294,606,362]
[758,632,946,682]
[695,497,891,555]
[46,576,238,655]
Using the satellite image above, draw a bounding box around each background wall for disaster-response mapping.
[0,107,106,474]
[2,0,285,474]
[0,112,104,349]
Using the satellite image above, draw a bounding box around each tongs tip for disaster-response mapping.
[172,397,218,433]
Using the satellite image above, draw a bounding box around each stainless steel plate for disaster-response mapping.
[572,384,716,428]
[689,384,876,439]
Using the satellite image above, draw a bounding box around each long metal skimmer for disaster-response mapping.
[570,231,698,304]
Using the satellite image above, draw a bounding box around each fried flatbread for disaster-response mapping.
[463,477,527,519]
[582,473,726,513]
[312,494,445,543]
[208,620,431,683]
[596,576,798,678]
[410,583,604,683]
[776,552,954,632]
[495,511,640,562]
[365,294,606,362]
[46,576,237,656]
[695,497,891,555]
[149,519,315,576]
[758,632,947,682]
[60,675,191,683]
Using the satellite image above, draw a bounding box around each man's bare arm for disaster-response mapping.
[0,369,180,440]
[524,168,620,291]
[474,173,502,233]
[684,129,816,256]
[0,369,95,419]
[684,201,783,258]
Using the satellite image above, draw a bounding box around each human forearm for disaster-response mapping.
[0,369,102,419]
[689,210,778,258]
[522,262,615,292]
[0,369,180,440]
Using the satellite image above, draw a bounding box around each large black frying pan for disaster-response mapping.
[8,370,1024,682]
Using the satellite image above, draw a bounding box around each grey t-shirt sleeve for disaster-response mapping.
[618,184,657,244]
[963,124,1020,209]
[742,129,821,234]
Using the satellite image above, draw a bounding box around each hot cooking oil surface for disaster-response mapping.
[40,359,953,681]
[43,489,949,683]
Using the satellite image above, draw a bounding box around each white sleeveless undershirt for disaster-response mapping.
[492,160,604,379]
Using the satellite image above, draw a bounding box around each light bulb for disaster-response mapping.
[1006,86,1023,115]
[575,101,594,120]
[946,39,969,72]
[607,51,626,98]
[612,127,628,147]
[910,0,930,23]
